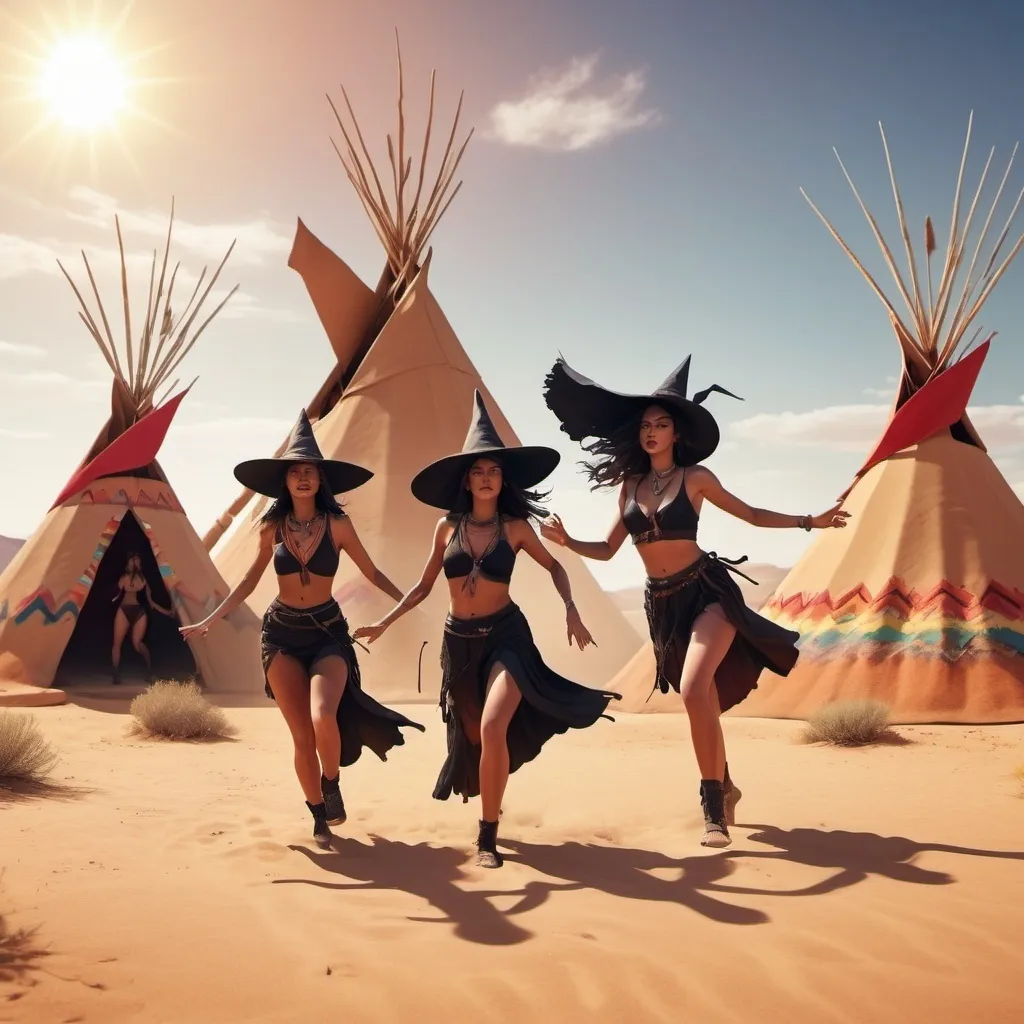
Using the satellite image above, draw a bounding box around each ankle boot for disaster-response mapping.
[320,773,346,826]
[306,800,332,850]
[723,761,742,826]
[476,818,503,869]
[699,779,732,848]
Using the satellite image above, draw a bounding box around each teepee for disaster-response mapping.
[204,41,641,702]
[741,113,1024,724]
[0,207,265,706]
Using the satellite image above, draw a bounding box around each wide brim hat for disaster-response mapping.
[542,355,742,465]
[233,409,373,497]
[411,390,560,510]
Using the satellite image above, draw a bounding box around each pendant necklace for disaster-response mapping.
[650,464,677,496]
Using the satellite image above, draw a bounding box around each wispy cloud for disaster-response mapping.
[488,55,659,152]
[0,340,47,357]
[173,415,294,435]
[0,426,48,439]
[730,401,1024,451]
[64,188,292,267]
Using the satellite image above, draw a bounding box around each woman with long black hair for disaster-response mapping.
[354,391,619,868]
[180,411,424,849]
[540,357,849,848]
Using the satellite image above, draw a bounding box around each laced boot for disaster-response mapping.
[476,818,503,869]
[306,800,332,850]
[699,779,732,848]
[320,773,347,826]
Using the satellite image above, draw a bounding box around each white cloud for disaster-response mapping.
[0,340,46,357]
[488,54,659,151]
[3,369,73,385]
[65,187,292,267]
[730,401,1024,452]
[0,426,48,439]
[173,415,294,435]
[0,233,63,278]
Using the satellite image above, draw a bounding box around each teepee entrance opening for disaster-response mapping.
[55,511,198,686]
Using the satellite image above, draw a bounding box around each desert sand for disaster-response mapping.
[2,694,1022,1023]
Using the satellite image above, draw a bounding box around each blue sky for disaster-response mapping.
[2,0,1024,590]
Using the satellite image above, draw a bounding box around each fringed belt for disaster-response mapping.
[265,598,367,651]
[646,551,759,599]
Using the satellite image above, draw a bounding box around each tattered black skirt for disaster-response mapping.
[432,602,620,802]
[644,553,800,711]
[261,597,425,767]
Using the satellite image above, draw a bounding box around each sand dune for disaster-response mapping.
[2,698,1021,1022]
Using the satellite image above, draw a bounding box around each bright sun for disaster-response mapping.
[38,34,129,132]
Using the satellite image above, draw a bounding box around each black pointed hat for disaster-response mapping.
[233,409,373,497]
[543,355,742,465]
[410,390,561,510]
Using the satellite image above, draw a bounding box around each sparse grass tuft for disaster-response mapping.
[0,712,59,786]
[800,699,898,747]
[129,680,235,741]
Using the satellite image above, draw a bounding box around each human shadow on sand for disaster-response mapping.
[274,835,578,946]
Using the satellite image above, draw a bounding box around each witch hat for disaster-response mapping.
[233,409,373,497]
[410,390,560,510]
[543,355,742,465]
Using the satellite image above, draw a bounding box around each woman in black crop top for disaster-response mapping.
[541,357,849,848]
[180,411,423,850]
[354,391,619,868]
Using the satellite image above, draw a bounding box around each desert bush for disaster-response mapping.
[800,699,896,746]
[0,712,59,785]
[129,680,235,741]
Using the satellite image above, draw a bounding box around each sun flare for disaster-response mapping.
[38,34,129,132]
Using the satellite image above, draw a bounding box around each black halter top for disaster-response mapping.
[442,516,516,585]
[273,515,341,581]
[622,469,699,544]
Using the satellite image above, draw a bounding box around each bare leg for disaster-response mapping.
[111,608,129,682]
[679,605,737,848]
[475,662,522,869]
[308,656,348,775]
[266,654,320,804]
[130,613,151,677]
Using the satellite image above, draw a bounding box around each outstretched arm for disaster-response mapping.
[539,482,630,561]
[352,518,448,644]
[143,582,175,617]
[332,515,403,602]
[512,520,595,651]
[179,525,274,638]
[690,466,850,530]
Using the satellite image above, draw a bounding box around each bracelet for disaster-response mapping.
[796,515,812,531]
[564,599,576,611]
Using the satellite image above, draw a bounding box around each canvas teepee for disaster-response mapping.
[0,207,265,707]
[204,42,641,702]
[740,114,1024,724]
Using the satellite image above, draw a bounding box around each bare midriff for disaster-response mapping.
[447,577,512,620]
[635,538,704,581]
[276,575,336,608]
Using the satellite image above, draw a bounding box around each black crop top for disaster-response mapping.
[442,517,516,585]
[273,517,341,580]
[622,471,699,544]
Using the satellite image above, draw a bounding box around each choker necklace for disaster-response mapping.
[467,513,499,527]
[287,512,320,536]
[649,464,677,496]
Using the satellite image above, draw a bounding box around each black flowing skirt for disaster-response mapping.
[261,597,425,767]
[433,602,620,802]
[644,553,800,711]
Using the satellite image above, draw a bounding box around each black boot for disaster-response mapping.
[306,800,333,850]
[699,780,732,848]
[723,761,742,826]
[320,773,346,826]
[476,819,503,869]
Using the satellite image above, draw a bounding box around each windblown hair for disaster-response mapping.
[447,458,550,522]
[257,469,344,528]
[580,406,694,489]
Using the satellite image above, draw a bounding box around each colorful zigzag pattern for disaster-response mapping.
[72,482,184,513]
[763,575,1024,662]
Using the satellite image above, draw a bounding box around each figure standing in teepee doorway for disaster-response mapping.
[541,357,849,847]
[354,391,620,869]
[179,411,424,849]
[111,551,175,685]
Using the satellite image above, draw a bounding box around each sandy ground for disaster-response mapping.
[2,695,1023,1024]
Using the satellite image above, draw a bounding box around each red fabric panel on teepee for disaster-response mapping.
[50,388,190,510]
[854,340,990,480]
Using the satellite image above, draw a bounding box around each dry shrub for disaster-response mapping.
[0,712,59,785]
[129,680,235,741]
[800,699,897,746]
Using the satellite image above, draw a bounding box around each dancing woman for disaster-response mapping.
[541,357,849,847]
[354,391,619,868]
[180,411,424,849]
[111,551,174,685]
